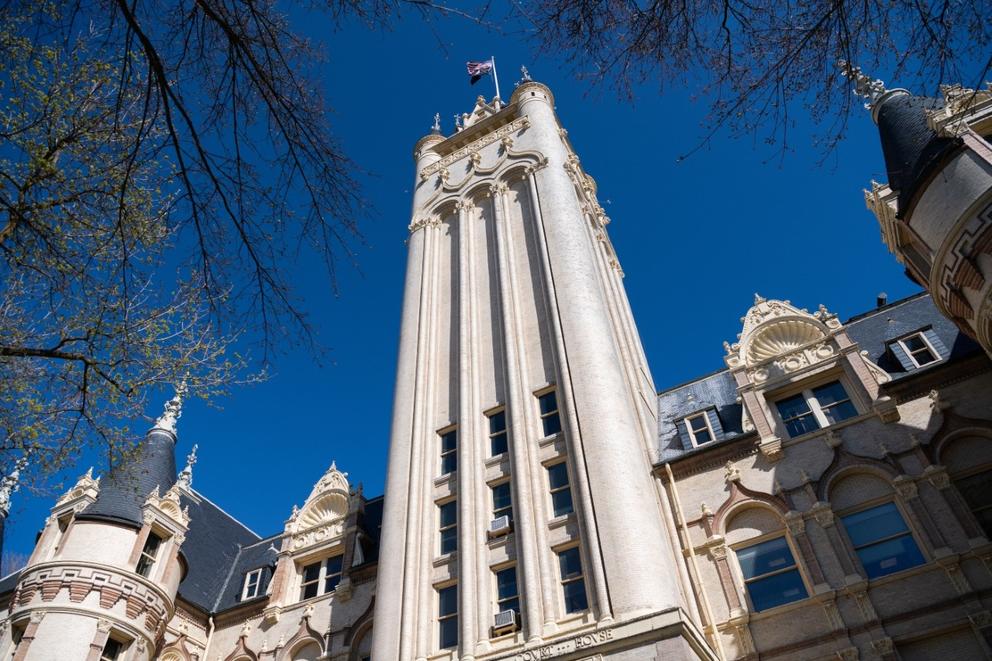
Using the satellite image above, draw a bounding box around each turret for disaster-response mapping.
[4,386,191,660]
[847,63,992,357]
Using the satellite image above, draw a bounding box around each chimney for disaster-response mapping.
[877,292,888,308]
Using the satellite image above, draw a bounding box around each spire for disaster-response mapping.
[838,61,890,109]
[80,384,185,528]
[0,456,27,518]
[153,381,187,435]
[177,444,198,489]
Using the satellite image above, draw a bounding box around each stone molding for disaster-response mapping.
[419,116,531,179]
[10,560,173,637]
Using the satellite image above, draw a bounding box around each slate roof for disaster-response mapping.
[875,92,961,217]
[79,428,178,529]
[210,534,280,612]
[655,293,984,462]
[176,490,262,612]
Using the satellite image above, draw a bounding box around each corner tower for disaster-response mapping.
[373,80,709,659]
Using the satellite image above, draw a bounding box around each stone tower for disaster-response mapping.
[372,79,709,659]
[2,389,191,660]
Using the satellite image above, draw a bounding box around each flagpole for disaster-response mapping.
[491,55,501,101]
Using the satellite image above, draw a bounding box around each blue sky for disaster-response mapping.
[3,9,923,558]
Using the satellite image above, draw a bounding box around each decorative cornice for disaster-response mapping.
[419,116,530,179]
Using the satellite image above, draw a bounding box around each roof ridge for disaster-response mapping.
[843,290,928,323]
[190,488,261,540]
[212,543,245,612]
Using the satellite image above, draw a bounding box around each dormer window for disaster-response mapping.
[891,330,945,370]
[135,532,162,577]
[774,381,856,438]
[299,554,344,601]
[677,409,723,449]
[242,568,264,600]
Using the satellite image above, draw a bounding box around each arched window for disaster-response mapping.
[726,506,808,612]
[291,641,321,661]
[941,434,992,537]
[831,472,925,579]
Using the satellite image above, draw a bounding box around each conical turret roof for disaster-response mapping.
[79,388,183,528]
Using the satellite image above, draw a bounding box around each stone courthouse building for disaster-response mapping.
[0,72,991,661]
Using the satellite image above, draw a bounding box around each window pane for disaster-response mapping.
[776,393,811,420]
[746,568,808,611]
[499,597,520,614]
[558,548,582,580]
[551,489,574,517]
[562,579,588,613]
[490,433,508,456]
[542,412,562,437]
[955,471,992,511]
[439,617,458,649]
[690,415,708,432]
[841,503,909,547]
[492,483,512,512]
[302,563,321,583]
[302,581,319,599]
[441,452,457,475]
[548,463,569,489]
[821,400,857,424]
[812,381,848,406]
[440,528,458,554]
[441,430,457,451]
[440,502,457,527]
[438,585,458,615]
[326,555,343,574]
[856,535,925,578]
[325,573,341,592]
[538,392,558,415]
[903,335,928,353]
[784,414,820,438]
[496,567,518,604]
[736,537,795,580]
[489,411,506,434]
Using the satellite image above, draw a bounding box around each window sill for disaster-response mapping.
[487,532,514,549]
[548,513,576,530]
[539,431,563,448]
[433,552,457,568]
[434,472,455,488]
[485,454,509,469]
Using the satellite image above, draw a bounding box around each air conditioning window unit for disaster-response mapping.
[493,609,518,634]
[488,515,511,538]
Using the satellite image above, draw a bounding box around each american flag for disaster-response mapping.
[466,59,493,85]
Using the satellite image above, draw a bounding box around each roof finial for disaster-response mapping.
[431,112,441,135]
[837,60,889,109]
[753,292,766,305]
[153,380,188,435]
[517,65,532,86]
[177,444,198,489]
[0,456,28,517]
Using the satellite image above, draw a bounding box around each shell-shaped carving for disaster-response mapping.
[744,319,825,365]
[297,492,348,530]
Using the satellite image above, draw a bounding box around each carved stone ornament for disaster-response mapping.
[969,610,992,629]
[870,637,894,655]
[835,647,859,661]
[923,465,951,490]
[725,295,840,384]
[419,116,531,179]
[286,461,351,551]
[892,476,919,500]
[810,502,835,528]
[143,483,191,529]
[784,511,806,536]
[56,467,101,508]
[724,461,741,484]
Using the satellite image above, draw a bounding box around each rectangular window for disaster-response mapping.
[954,470,992,536]
[439,500,458,555]
[538,390,562,437]
[841,502,925,578]
[299,555,344,601]
[775,380,857,438]
[438,584,458,649]
[300,561,321,600]
[495,566,520,615]
[898,333,939,367]
[685,413,714,445]
[492,482,513,524]
[547,462,574,517]
[440,428,457,476]
[735,536,808,611]
[135,532,162,577]
[488,410,508,457]
[324,555,343,593]
[557,547,588,613]
[100,638,124,661]
[242,568,263,600]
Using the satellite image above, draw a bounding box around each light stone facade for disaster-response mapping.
[1,76,991,661]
